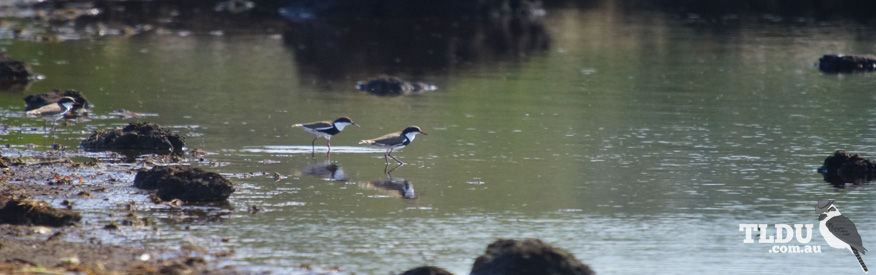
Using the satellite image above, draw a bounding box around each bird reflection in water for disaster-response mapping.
[301,161,347,181]
[363,163,416,199]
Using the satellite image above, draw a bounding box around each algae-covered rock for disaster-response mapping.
[134,165,234,202]
[471,238,595,275]
[0,196,81,227]
[81,122,185,155]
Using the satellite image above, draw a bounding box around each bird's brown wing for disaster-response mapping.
[359,132,403,146]
[295,121,332,130]
[25,103,63,116]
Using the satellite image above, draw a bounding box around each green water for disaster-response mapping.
[3,4,876,274]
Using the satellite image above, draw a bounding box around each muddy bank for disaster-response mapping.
[0,224,238,274]
[0,154,240,274]
[134,165,235,202]
[0,154,23,168]
[81,122,185,155]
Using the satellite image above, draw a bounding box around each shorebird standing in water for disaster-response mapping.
[292,116,359,157]
[359,126,427,165]
[25,96,77,146]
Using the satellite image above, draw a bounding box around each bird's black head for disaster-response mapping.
[402,126,427,135]
[334,117,353,124]
[58,97,77,105]
[57,97,78,110]
[815,199,835,214]
[333,116,359,128]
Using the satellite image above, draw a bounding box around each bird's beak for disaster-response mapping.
[353,122,360,127]
[420,131,427,135]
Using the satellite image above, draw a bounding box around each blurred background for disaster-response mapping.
[2,0,876,274]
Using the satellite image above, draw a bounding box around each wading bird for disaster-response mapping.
[26,96,78,145]
[359,126,427,165]
[292,116,358,156]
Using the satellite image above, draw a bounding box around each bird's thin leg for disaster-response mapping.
[311,137,317,157]
[50,120,57,148]
[42,121,48,149]
[388,148,404,165]
[326,140,331,153]
[384,149,390,165]
[387,162,402,177]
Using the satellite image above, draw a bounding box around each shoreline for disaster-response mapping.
[0,150,249,274]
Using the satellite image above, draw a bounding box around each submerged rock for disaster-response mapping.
[0,196,81,227]
[818,150,876,185]
[134,166,234,202]
[0,53,32,80]
[355,76,437,96]
[471,239,595,275]
[81,122,185,155]
[401,266,454,275]
[818,54,876,73]
[23,89,90,116]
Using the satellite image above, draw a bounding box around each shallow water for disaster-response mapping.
[4,2,876,274]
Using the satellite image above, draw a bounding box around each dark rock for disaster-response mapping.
[134,165,234,202]
[818,54,876,73]
[471,239,595,275]
[80,122,185,155]
[355,76,437,96]
[23,89,90,115]
[817,150,876,186]
[0,53,31,80]
[0,79,31,93]
[0,196,81,227]
[401,266,454,275]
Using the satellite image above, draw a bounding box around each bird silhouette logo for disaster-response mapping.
[817,199,868,273]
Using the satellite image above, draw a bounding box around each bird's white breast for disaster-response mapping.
[335,122,349,131]
[404,132,417,142]
[302,127,332,139]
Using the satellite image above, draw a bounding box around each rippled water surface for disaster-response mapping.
[3,3,876,274]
